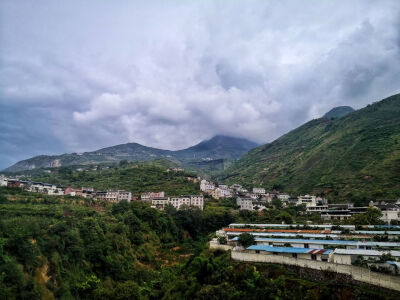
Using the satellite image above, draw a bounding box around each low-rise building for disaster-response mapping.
[253,187,266,194]
[246,245,332,262]
[333,249,400,265]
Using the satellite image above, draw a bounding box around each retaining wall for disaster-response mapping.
[232,251,400,291]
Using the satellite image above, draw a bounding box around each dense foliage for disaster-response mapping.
[22,161,200,197]
[222,94,400,204]
[0,188,398,299]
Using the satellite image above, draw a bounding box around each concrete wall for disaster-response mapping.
[209,240,233,251]
[232,251,400,292]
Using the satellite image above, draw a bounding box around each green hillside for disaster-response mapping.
[24,160,200,197]
[222,94,400,203]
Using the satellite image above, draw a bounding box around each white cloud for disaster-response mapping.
[1,0,400,168]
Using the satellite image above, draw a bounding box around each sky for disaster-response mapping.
[1,0,400,170]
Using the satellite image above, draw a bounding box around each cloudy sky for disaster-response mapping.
[1,0,400,169]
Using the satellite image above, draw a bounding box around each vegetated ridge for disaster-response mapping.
[222,94,400,203]
[323,106,355,119]
[4,135,258,173]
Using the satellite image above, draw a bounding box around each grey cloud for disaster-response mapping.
[1,0,400,169]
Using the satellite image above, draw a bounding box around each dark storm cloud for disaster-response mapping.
[1,0,400,169]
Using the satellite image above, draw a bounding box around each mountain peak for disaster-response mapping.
[323,106,355,119]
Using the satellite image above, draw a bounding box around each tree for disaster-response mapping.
[217,236,227,245]
[238,233,255,248]
[272,198,282,209]
[351,207,383,225]
[119,160,129,167]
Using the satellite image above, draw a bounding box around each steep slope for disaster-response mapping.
[222,94,400,202]
[175,135,259,159]
[4,135,258,172]
[323,106,355,119]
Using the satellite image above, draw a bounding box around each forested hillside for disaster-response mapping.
[24,160,200,197]
[0,188,397,299]
[222,94,400,203]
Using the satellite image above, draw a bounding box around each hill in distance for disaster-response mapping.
[222,94,400,203]
[4,135,258,172]
[323,106,355,119]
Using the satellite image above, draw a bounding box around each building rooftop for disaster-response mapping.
[247,245,332,255]
[333,249,400,256]
[232,237,400,247]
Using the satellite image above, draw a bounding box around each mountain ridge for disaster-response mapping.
[4,135,258,172]
[323,106,355,119]
[221,94,400,203]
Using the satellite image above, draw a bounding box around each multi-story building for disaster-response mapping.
[141,191,165,201]
[64,187,83,197]
[376,204,400,224]
[212,188,232,199]
[200,180,215,193]
[170,195,204,210]
[95,190,132,202]
[236,197,268,211]
[151,197,170,210]
[278,193,290,201]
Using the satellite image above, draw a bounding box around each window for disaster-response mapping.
[311,254,317,260]
[255,250,260,254]
[292,253,297,258]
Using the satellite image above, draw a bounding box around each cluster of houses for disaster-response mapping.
[235,191,400,224]
[1,176,132,202]
[140,191,204,211]
[210,223,400,277]
[200,180,276,201]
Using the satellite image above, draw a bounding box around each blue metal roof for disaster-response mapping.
[231,237,400,247]
[247,245,332,255]
[386,261,400,268]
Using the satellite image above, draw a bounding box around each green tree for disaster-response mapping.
[238,233,255,248]
[217,236,227,245]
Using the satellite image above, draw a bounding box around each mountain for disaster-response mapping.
[174,135,259,160]
[222,94,400,203]
[4,135,258,172]
[323,106,355,119]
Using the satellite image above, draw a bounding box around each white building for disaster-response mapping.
[169,195,204,210]
[141,191,165,201]
[253,187,266,194]
[278,194,290,201]
[333,249,400,265]
[151,197,170,210]
[381,209,400,224]
[200,180,215,193]
[236,197,268,211]
[0,176,7,187]
[212,188,232,199]
[96,190,132,202]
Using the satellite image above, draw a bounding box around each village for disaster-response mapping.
[2,174,400,223]
[200,179,400,224]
